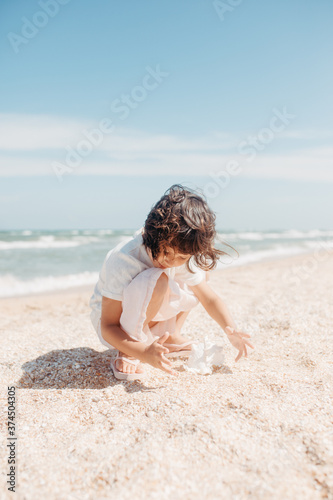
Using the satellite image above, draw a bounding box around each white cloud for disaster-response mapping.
[0,114,88,150]
[0,114,332,181]
[278,129,333,140]
[0,114,237,152]
[1,147,332,182]
[241,149,333,182]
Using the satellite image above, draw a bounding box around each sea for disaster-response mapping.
[0,228,332,298]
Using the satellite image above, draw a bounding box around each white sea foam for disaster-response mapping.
[0,235,99,250]
[304,240,333,250]
[0,272,99,298]
[218,232,267,241]
[237,232,265,240]
[96,229,114,235]
[216,244,329,268]
[278,229,333,239]
[82,229,114,235]
[217,230,333,241]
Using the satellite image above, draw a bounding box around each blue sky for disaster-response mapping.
[0,0,332,230]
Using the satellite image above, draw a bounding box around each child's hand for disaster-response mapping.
[143,332,179,377]
[225,326,254,362]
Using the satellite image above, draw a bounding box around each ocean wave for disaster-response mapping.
[0,272,99,298]
[304,240,333,250]
[96,229,114,235]
[81,229,114,235]
[0,235,100,250]
[216,243,330,268]
[237,232,265,240]
[217,230,333,242]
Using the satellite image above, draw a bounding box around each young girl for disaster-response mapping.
[89,185,253,381]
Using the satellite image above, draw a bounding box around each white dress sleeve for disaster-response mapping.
[100,250,144,301]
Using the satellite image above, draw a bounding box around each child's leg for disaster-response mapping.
[165,310,192,346]
[117,273,169,374]
[164,272,208,345]
[143,273,169,328]
[175,310,191,334]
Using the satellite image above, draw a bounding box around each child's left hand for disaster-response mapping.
[225,326,254,362]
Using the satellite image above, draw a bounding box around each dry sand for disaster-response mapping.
[1,252,333,499]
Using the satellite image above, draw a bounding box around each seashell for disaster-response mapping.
[184,336,225,375]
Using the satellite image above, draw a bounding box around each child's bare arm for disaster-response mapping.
[190,281,254,361]
[100,296,178,375]
[189,281,236,330]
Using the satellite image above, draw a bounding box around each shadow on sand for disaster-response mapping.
[17,348,166,393]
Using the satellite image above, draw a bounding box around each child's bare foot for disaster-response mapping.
[116,351,145,374]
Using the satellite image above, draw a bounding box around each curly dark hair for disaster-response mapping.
[142,184,230,272]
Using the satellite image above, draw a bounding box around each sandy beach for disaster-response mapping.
[1,251,333,500]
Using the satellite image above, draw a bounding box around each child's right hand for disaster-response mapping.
[143,332,179,377]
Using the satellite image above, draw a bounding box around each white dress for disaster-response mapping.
[89,229,205,349]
